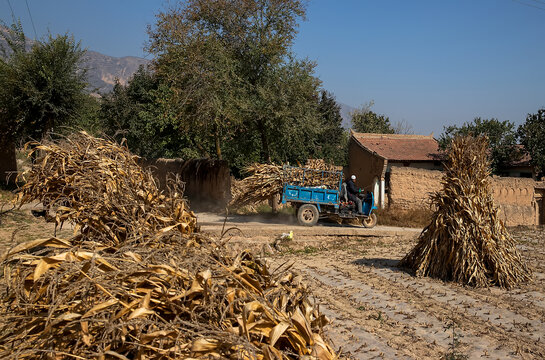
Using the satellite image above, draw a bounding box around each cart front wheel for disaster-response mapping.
[297,204,319,226]
[362,213,377,228]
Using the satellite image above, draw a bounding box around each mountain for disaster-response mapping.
[0,26,150,94]
[82,51,150,93]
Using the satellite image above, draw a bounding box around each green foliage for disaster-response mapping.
[438,117,520,174]
[518,108,545,178]
[147,0,345,171]
[316,91,349,165]
[99,66,200,159]
[0,23,87,143]
[351,101,395,134]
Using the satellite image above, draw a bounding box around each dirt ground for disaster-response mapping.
[1,208,544,359]
[200,214,545,360]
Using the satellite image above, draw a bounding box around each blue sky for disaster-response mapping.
[1,0,544,135]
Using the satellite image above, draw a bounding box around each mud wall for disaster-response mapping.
[348,138,386,190]
[389,166,538,226]
[388,167,443,209]
[0,141,17,185]
[141,158,231,211]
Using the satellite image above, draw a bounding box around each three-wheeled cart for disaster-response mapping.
[280,165,378,227]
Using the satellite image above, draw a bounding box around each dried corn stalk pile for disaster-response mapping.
[230,163,285,208]
[0,133,338,359]
[231,160,341,208]
[16,131,197,245]
[399,135,531,288]
[305,159,342,173]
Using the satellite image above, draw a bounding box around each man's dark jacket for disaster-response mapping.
[347,179,359,196]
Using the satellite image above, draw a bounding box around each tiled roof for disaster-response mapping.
[351,132,441,161]
[508,145,532,167]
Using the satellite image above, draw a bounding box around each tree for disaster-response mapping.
[147,0,315,164]
[518,108,545,179]
[99,66,200,159]
[315,90,348,165]
[351,101,395,134]
[0,24,87,142]
[438,117,520,175]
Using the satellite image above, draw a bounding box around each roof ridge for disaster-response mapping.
[351,131,434,140]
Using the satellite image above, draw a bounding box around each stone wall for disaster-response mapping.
[141,158,231,211]
[388,166,539,226]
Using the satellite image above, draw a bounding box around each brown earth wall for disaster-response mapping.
[348,138,385,190]
[389,166,538,226]
[141,158,231,211]
[0,141,17,185]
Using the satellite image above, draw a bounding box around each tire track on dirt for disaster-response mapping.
[296,261,516,360]
[361,259,545,342]
[347,257,545,358]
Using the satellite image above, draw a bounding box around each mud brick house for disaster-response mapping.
[347,131,442,208]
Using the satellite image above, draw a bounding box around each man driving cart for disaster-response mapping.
[346,174,363,214]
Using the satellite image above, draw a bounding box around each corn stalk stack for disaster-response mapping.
[0,133,338,359]
[231,160,341,208]
[399,135,531,288]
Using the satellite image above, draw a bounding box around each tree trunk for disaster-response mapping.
[0,140,17,185]
[257,120,271,163]
[214,121,222,160]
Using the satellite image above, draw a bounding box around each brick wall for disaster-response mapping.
[389,166,538,226]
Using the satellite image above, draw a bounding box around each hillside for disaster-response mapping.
[82,51,150,93]
[0,27,150,94]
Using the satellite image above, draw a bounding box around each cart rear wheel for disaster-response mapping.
[297,204,319,226]
[362,213,377,228]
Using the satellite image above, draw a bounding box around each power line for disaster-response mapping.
[25,0,38,40]
[6,0,16,22]
[511,0,545,11]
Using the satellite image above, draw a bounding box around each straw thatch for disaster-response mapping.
[399,135,531,288]
[0,133,338,359]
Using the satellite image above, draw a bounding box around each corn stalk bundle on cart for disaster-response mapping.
[282,165,378,227]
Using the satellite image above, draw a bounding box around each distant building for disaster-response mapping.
[347,131,442,208]
[500,146,536,179]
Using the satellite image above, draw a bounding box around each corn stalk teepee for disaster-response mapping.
[399,135,531,288]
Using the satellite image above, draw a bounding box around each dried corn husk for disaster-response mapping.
[0,133,339,359]
[15,131,197,245]
[399,135,531,288]
[231,160,342,208]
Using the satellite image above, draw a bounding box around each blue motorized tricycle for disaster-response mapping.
[280,166,378,227]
